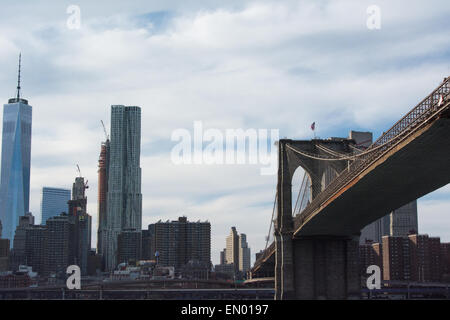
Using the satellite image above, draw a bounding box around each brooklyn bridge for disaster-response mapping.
[250,76,450,299]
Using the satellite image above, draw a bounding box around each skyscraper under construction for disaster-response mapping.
[68,177,91,275]
[97,137,110,266]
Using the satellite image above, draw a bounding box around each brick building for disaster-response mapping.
[359,240,382,277]
[147,217,211,272]
[408,234,441,282]
[382,236,410,281]
[0,239,10,272]
[46,213,72,276]
[25,225,49,276]
[0,273,31,288]
[117,229,142,265]
[362,234,450,283]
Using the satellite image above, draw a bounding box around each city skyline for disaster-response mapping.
[0,1,449,265]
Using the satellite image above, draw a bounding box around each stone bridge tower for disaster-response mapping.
[275,138,361,300]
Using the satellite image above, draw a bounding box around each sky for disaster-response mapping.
[0,0,449,265]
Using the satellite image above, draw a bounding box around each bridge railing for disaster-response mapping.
[373,77,450,147]
[296,77,450,227]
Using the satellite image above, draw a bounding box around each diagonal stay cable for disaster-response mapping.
[264,190,277,251]
[316,143,353,158]
[293,171,307,216]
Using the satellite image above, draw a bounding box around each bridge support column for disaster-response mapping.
[292,235,360,299]
[274,233,281,300]
[275,140,297,300]
[275,231,296,300]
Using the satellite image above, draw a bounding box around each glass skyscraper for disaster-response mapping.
[105,105,142,271]
[40,187,71,224]
[0,55,32,244]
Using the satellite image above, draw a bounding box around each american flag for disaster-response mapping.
[311,122,315,131]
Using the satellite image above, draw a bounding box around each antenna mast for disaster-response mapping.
[16,53,21,100]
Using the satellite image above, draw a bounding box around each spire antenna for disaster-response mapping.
[16,53,22,100]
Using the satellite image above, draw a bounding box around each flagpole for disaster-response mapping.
[311,122,316,139]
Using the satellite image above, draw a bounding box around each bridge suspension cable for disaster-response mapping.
[286,136,397,162]
[299,180,311,214]
[316,143,351,158]
[264,190,277,251]
[293,171,307,215]
[348,144,364,152]
[293,171,311,216]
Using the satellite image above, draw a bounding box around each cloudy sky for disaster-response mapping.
[0,0,449,264]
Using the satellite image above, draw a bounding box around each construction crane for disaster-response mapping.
[76,164,89,189]
[101,120,109,141]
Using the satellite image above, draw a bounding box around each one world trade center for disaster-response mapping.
[0,54,32,244]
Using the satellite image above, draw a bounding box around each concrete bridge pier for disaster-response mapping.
[292,235,360,299]
[275,234,360,300]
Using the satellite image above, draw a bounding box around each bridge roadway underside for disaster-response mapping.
[295,116,450,237]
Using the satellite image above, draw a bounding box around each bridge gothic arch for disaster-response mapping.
[275,138,359,300]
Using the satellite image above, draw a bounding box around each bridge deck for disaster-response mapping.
[294,109,450,236]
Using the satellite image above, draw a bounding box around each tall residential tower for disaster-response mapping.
[0,54,32,244]
[104,105,142,271]
[224,227,251,276]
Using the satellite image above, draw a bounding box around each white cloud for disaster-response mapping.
[418,199,450,243]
